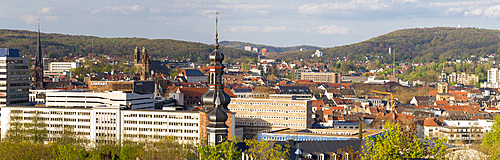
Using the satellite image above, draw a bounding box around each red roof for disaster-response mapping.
[423,118,439,127]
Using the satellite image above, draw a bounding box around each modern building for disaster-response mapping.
[296,72,342,84]
[88,80,155,94]
[227,98,312,139]
[48,62,80,73]
[45,90,155,109]
[0,106,202,144]
[0,48,30,106]
[420,118,493,145]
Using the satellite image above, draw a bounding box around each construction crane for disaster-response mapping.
[370,90,394,113]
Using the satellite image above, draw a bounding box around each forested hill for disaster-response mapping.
[0,29,257,63]
[219,41,321,53]
[276,27,500,62]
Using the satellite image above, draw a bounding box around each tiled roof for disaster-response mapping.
[423,118,439,127]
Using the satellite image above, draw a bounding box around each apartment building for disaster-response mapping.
[446,72,478,85]
[0,106,203,144]
[227,98,312,139]
[420,118,493,145]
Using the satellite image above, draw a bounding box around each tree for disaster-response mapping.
[358,122,363,139]
[198,140,242,160]
[26,111,47,143]
[5,109,26,141]
[244,139,290,160]
[362,122,447,160]
[481,115,500,159]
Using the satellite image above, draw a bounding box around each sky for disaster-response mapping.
[2,0,500,48]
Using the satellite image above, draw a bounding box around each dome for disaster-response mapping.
[209,49,224,62]
[201,89,231,108]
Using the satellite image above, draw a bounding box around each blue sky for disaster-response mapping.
[2,0,500,47]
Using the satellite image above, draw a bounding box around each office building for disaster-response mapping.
[297,72,342,84]
[0,48,30,106]
[45,90,155,109]
[228,98,312,139]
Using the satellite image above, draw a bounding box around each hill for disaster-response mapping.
[272,27,500,62]
[0,29,257,63]
[219,41,321,53]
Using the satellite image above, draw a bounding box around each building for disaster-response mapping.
[228,98,312,139]
[297,72,342,84]
[244,46,252,51]
[420,119,493,145]
[177,69,207,83]
[483,68,500,88]
[33,26,44,89]
[45,90,155,109]
[88,80,155,94]
[48,62,80,73]
[436,69,450,101]
[311,50,323,57]
[447,72,478,85]
[0,106,203,144]
[0,48,30,106]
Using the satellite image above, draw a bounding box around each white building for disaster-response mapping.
[419,118,493,145]
[48,62,80,72]
[483,68,500,88]
[45,90,155,109]
[311,50,323,57]
[0,49,30,106]
[0,106,201,144]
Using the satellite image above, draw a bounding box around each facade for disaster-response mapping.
[45,90,155,109]
[0,49,30,106]
[298,72,341,83]
[483,68,500,88]
[446,72,478,85]
[420,119,493,145]
[88,80,155,94]
[48,62,80,72]
[227,98,312,139]
[0,106,202,144]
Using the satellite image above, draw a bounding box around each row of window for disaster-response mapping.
[230,108,306,113]
[230,101,306,107]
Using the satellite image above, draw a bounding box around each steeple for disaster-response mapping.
[439,67,448,83]
[201,12,230,145]
[34,20,44,89]
[141,47,151,80]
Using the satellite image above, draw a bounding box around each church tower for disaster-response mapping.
[436,68,450,101]
[140,47,151,80]
[34,23,44,89]
[134,47,141,64]
[201,12,230,145]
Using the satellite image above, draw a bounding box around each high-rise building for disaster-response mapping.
[0,48,30,106]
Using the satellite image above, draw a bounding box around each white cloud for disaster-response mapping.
[38,7,52,14]
[315,25,349,35]
[21,15,39,24]
[484,5,500,18]
[199,10,217,18]
[91,5,143,14]
[228,26,259,32]
[149,8,162,14]
[298,1,389,15]
[44,16,58,22]
[214,4,271,15]
[228,25,287,32]
[464,8,482,16]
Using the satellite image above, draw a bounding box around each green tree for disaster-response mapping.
[482,115,500,159]
[244,139,290,160]
[198,140,242,160]
[5,109,26,141]
[26,111,47,143]
[362,122,447,160]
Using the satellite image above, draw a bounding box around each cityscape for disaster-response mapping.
[2,0,500,160]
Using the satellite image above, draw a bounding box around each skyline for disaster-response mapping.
[2,0,500,47]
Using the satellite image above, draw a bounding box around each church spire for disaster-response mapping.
[214,12,219,50]
[34,20,44,89]
[201,11,230,145]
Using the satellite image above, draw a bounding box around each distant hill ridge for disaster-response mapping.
[0,29,257,63]
[270,27,500,62]
[219,41,321,53]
